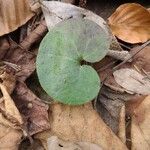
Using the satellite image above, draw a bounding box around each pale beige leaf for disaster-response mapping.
[36,103,127,150]
[0,84,23,150]
[0,71,16,94]
[108,3,150,43]
[131,96,150,150]
[113,68,150,95]
[0,0,35,36]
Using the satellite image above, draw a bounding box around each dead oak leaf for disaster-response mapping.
[108,3,150,43]
[12,82,50,135]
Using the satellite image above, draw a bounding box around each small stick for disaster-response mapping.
[107,50,132,62]
[113,40,150,71]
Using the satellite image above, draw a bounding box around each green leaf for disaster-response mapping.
[36,18,110,105]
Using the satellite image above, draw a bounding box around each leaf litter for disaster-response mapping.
[0,1,150,149]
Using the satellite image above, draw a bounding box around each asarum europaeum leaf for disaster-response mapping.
[36,18,110,105]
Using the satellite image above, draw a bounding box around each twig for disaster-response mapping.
[119,42,131,50]
[107,50,132,62]
[113,40,150,71]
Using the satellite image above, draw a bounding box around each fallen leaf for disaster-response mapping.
[0,0,35,36]
[12,82,50,135]
[108,3,150,43]
[129,96,150,149]
[96,85,125,134]
[3,20,47,82]
[36,102,127,150]
[4,46,36,82]
[113,68,150,95]
[47,136,103,150]
[0,84,23,150]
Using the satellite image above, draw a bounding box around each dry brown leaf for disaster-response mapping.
[36,102,127,150]
[0,0,35,36]
[108,3,150,43]
[4,46,36,82]
[96,85,125,134]
[0,84,23,150]
[129,96,150,149]
[13,82,50,135]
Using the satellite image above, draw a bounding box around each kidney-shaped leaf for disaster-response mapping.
[36,18,110,105]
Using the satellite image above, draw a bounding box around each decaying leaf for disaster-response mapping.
[4,45,36,82]
[129,96,150,149]
[96,85,125,134]
[0,0,35,36]
[36,103,127,150]
[47,136,103,150]
[108,3,150,43]
[12,82,50,135]
[113,68,150,95]
[0,84,23,150]
[37,18,110,105]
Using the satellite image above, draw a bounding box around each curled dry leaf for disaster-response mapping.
[0,70,16,94]
[36,103,127,150]
[0,0,36,36]
[108,3,150,43]
[0,84,23,150]
[128,96,150,150]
